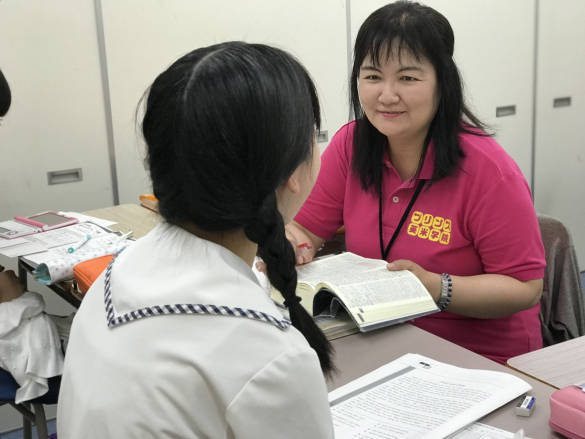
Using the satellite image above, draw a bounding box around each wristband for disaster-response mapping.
[437,273,453,311]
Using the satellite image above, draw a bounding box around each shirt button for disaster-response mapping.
[392,196,399,203]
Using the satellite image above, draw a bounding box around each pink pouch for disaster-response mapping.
[550,385,585,439]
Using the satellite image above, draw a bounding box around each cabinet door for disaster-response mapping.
[350,0,536,183]
[534,0,585,264]
[0,0,113,220]
[100,0,348,204]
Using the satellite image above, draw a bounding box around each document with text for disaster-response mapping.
[328,353,531,439]
[296,252,439,333]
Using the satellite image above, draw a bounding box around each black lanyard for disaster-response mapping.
[379,179,425,260]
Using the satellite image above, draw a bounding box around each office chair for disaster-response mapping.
[0,368,60,439]
[537,213,585,346]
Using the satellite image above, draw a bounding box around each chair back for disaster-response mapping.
[0,367,60,439]
[538,213,585,346]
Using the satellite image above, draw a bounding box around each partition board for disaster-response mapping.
[100,0,349,204]
[0,0,113,220]
[349,0,536,183]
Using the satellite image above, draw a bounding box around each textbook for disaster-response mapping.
[329,353,532,438]
[293,252,439,334]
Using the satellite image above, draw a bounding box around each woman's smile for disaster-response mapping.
[380,111,405,119]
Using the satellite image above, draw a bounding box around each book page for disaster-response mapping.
[1,222,112,258]
[299,252,429,305]
[328,353,531,439]
[330,269,431,308]
[297,252,386,286]
[303,252,433,309]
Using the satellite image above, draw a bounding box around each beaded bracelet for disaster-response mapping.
[437,273,453,311]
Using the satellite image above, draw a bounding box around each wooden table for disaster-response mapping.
[508,335,585,389]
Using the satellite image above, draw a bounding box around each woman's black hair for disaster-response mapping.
[0,69,11,117]
[350,0,489,193]
[141,42,333,374]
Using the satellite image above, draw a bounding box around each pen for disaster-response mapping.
[297,242,313,250]
[68,234,92,253]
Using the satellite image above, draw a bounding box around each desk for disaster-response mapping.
[508,335,585,389]
[17,205,562,437]
[18,204,160,307]
[83,204,159,239]
[329,324,562,438]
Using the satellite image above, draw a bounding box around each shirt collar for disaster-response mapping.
[382,140,435,188]
[112,223,280,315]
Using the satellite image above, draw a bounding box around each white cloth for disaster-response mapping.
[58,223,334,439]
[0,292,64,403]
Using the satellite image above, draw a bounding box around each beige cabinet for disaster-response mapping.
[99,0,349,203]
[0,0,114,221]
[534,0,585,264]
[350,0,537,183]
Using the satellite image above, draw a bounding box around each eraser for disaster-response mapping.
[515,395,535,416]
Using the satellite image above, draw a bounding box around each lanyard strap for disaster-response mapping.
[379,179,425,260]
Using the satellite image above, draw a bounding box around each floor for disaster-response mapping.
[0,419,56,439]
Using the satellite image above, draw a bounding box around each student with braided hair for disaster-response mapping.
[58,42,334,438]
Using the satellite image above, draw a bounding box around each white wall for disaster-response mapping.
[0,0,114,221]
[350,0,536,182]
[99,0,349,204]
[0,0,107,430]
[534,0,585,265]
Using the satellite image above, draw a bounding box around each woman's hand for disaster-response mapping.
[285,221,324,265]
[387,259,543,318]
[387,259,441,302]
[255,222,325,274]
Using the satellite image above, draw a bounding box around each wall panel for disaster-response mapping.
[100,0,349,203]
[0,0,113,220]
[349,0,536,183]
[534,0,585,265]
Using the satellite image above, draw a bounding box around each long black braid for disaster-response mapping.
[245,194,334,374]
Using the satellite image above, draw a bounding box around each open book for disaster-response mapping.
[292,252,438,334]
[329,353,532,438]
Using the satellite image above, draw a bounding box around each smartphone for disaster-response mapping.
[14,211,78,231]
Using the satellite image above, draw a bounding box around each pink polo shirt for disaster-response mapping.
[295,121,545,363]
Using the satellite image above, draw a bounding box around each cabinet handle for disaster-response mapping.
[496,105,516,117]
[553,97,571,108]
[47,168,83,185]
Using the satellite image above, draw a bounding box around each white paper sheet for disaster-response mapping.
[1,222,112,258]
[328,353,531,439]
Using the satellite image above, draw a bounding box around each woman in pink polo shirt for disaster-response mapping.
[287,1,545,364]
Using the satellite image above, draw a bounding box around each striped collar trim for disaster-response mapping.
[103,251,291,331]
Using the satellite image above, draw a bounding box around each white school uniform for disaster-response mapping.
[57,223,333,438]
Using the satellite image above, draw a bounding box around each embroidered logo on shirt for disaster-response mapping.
[407,211,451,245]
